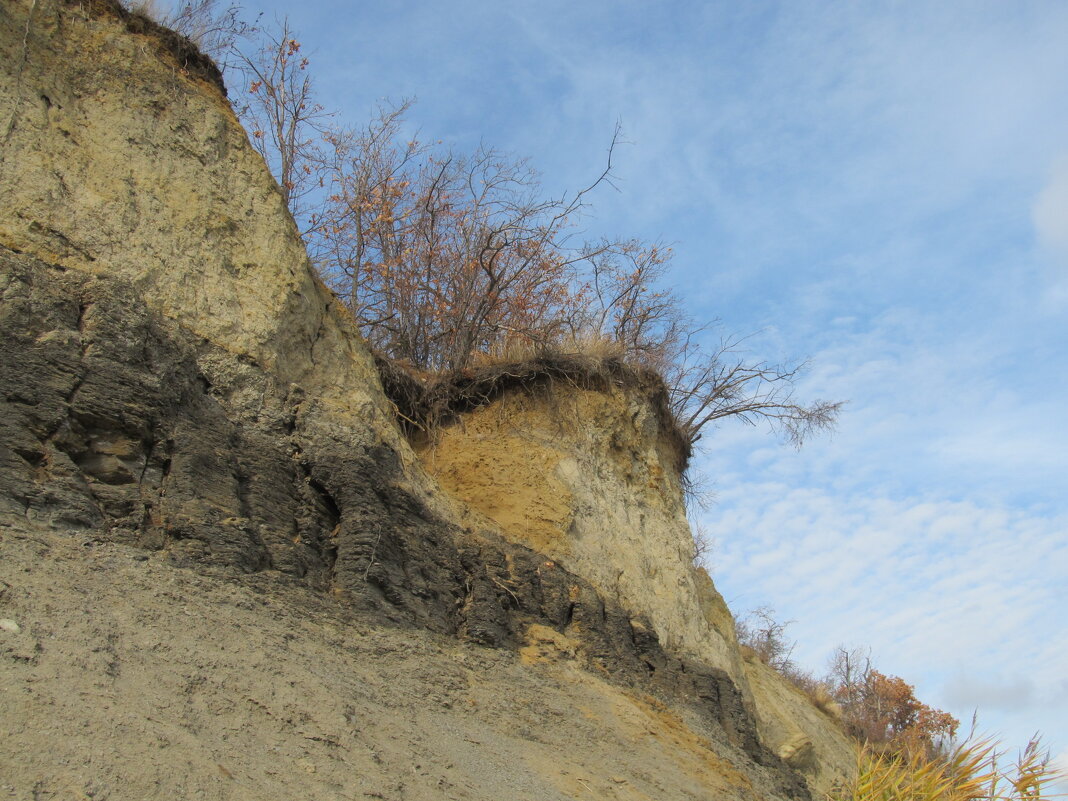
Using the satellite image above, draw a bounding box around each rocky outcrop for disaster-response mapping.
[0,1,850,798]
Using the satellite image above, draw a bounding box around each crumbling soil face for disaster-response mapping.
[1,523,802,801]
[0,250,808,800]
[0,3,825,795]
[55,0,227,95]
[415,377,753,696]
[375,354,691,472]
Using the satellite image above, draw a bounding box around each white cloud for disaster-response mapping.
[1034,156,1068,259]
[700,481,1068,760]
[1054,747,1068,787]
[694,304,1068,518]
[943,674,1035,712]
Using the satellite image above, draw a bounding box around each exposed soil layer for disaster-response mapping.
[0,524,782,800]
[375,354,692,472]
[61,0,227,95]
[0,248,808,800]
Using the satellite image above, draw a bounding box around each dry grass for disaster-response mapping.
[832,736,1065,801]
[802,681,842,720]
[470,333,626,367]
[120,0,165,17]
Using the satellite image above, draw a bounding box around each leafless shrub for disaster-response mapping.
[120,0,252,68]
[689,520,715,566]
[218,15,840,452]
[309,106,625,371]
[736,605,797,673]
[233,18,331,225]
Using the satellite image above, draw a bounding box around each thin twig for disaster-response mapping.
[362,529,383,580]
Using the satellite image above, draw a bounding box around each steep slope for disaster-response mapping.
[0,1,849,798]
[744,655,856,798]
[417,372,748,689]
[0,0,458,628]
[414,368,856,797]
[0,524,781,801]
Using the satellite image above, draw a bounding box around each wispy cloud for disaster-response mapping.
[700,478,1068,753]
[1033,154,1068,308]
[943,674,1035,713]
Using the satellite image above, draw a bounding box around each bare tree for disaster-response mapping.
[689,520,715,566]
[664,336,842,447]
[736,606,797,672]
[311,107,622,370]
[121,0,253,69]
[167,0,250,65]
[313,104,840,441]
[828,645,873,712]
[234,17,330,227]
[308,101,423,322]
[573,239,686,365]
[573,245,842,447]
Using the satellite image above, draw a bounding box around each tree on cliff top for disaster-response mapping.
[141,6,840,450]
[302,98,841,447]
[236,20,332,226]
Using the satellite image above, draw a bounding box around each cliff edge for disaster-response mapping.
[0,1,851,798]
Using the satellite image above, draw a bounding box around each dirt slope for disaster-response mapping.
[2,522,775,801]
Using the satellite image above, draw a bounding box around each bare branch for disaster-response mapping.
[232,17,332,227]
[237,67,840,452]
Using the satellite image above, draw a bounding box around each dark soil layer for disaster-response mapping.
[0,246,807,799]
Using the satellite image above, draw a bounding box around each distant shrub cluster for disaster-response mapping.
[737,608,958,755]
[736,608,1064,800]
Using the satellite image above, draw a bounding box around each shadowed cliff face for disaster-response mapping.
[0,1,846,798]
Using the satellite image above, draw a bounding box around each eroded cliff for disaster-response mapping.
[408,360,856,797]
[415,367,748,688]
[0,1,850,798]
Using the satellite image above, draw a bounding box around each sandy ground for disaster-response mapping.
[0,521,771,801]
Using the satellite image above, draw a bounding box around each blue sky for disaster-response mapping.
[227,0,1068,777]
